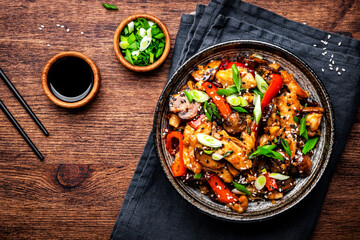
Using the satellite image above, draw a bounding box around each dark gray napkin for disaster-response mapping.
[111,1,360,239]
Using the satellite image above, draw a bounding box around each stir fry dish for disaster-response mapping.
[165,54,323,213]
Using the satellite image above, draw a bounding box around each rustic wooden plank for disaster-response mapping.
[0,0,359,239]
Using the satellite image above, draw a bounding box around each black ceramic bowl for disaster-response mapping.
[154,40,334,222]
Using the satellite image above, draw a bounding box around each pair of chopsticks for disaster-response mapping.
[0,68,48,160]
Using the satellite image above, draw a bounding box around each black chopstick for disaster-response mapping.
[0,99,44,160]
[0,68,49,136]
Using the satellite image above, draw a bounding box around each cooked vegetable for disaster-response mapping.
[204,101,212,121]
[300,115,309,140]
[249,145,283,161]
[205,173,238,203]
[188,114,206,129]
[166,132,186,177]
[216,86,238,96]
[212,153,224,161]
[232,181,251,195]
[265,172,277,191]
[103,3,118,10]
[253,92,262,125]
[190,90,209,103]
[184,90,193,103]
[302,137,319,154]
[255,175,266,190]
[202,82,232,118]
[194,173,202,179]
[197,133,223,148]
[269,173,290,180]
[232,63,242,93]
[280,138,292,157]
[255,73,268,93]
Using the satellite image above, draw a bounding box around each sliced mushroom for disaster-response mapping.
[191,60,222,82]
[294,153,312,177]
[169,92,201,120]
[276,177,296,193]
[194,148,225,170]
[223,112,247,135]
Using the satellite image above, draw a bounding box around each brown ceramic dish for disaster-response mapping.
[113,14,171,72]
[42,51,100,109]
[154,40,334,222]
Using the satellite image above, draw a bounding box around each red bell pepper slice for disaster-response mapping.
[188,114,206,129]
[224,62,246,69]
[222,61,255,76]
[166,131,187,177]
[265,172,277,191]
[202,82,232,119]
[252,74,283,135]
[205,172,238,203]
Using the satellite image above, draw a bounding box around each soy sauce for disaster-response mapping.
[48,57,94,102]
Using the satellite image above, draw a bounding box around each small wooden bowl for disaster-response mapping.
[113,14,171,72]
[42,51,100,109]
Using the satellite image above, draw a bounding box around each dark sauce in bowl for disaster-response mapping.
[47,57,94,102]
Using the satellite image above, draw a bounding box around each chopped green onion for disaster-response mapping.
[255,175,266,190]
[194,173,202,179]
[154,33,165,39]
[139,36,152,51]
[255,73,269,93]
[147,28,152,37]
[125,49,134,65]
[155,47,164,58]
[273,137,278,144]
[184,91,193,103]
[232,106,248,113]
[254,92,262,124]
[232,64,242,93]
[223,151,233,157]
[249,145,283,161]
[300,115,309,140]
[269,173,290,180]
[120,41,129,49]
[232,181,251,195]
[212,153,224,161]
[302,137,319,154]
[281,138,292,157]
[190,90,209,103]
[203,149,213,155]
[197,133,223,148]
[210,102,221,119]
[149,52,154,64]
[103,3,118,10]
[148,21,154,26]
[132,50,139,56]
[204,101,212,121]
[226,95,241,106]
[127,21,134,33]
[216,86,238,96]
[139,28,146,37]
[253,88,264,99]
[293,116,299,123]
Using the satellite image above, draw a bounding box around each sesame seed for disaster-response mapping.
[67,28,70,32]
[303,22,307,25]
[329,67,333,70]
[338,72,341,75]
[331,54,334,58]
[321,51,327,56]
[329,64,332,66]
[328,34,331,39]
[313,44,317,47]
[61,25,64,28]
[321,68,324,72]
[81,32,84,35]
[323,47,327,50]
[46,44,50,47]
[321,40,328,45]
[332,60,335,64]
[329,59,333,62]
[338,42,342,46]
[336,67,339,71]
[342,68,346,72]
[57,24,60,27]
[38,27,42,30]
[41,25,44,28]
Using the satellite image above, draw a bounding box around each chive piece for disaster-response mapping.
[300,115,309,140]
[155,47,164,58]
[184,91,193,103]
[255,73,269,93]
[125,49,134,65]
[293,116,299,123]
[154,33,165,39]
[273,137,278,143]
[203,149,213,155]
[194,173,202,179]
[204,101,213,121]
[253,89,264,99]
[210,102,221,119]
[249,145,283,161]
[232,64,242,93]
[103,3,118,10]
[302,137,319,154]
[232,181,251,195]
[223,151,233,157]
[150,52,154,64]
[254,92,262,124]
[281,138,292,157]
[232,106,248,113]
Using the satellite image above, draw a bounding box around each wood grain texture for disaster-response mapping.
[0,0,359,239]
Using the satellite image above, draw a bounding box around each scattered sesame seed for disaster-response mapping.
[57,24,60,27]
[336,67,339,71]
[67,28,70,32]
[61,25,64,28]
[329,58,333,62]
[338,42,342,46]
[321,68,324,72]
[321,40,328,45]
[323,47,327,50]
[332,60,335,64]
[303,22,307,25]
[329,67,333,70]
[342,68,346,72]
[46,44,50,47]
[81,32,84,35]
[321,51,327,56]
[38,27,42,30]
[329,63,332,66]
[338,72,341,75]
[313,44,317,47]
[327,34,331,39]
[41,25,44,28]
[331,54,334,58]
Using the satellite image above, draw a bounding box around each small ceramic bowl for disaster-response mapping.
[113,13,171,72]
[42,51,100,109]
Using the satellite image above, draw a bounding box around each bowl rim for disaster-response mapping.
[113,13,171,72]
[153,40,335,222]
[41,51,100,109]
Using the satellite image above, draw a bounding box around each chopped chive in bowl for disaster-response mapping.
[120,18,166,66]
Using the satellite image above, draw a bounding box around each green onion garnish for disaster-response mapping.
[211,153,224,161]
[302,137,319,154]
[281,138,292,157]
[232,181,251,195]
[269,173,289,180]
[223,151,233,157]
[249,145,283,161]
[103,3,118,10]
[210,102,221,119]
[190,90,209,103]
[194,173,202,179]
[254,92,262,125]
[232,106,248,113]
[232,64,242,93]
[216,86,238,96]
[255,73,269,93]
[184,91,193,103]
[197,133,222,148]
[254,175,266,190]
[300,115,309,140]
[203,149,213,155]
[293,116,299,123]
[204,101,213,121]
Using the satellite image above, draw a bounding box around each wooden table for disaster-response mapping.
[0,0,359,239]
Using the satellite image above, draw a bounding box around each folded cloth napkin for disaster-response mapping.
[111,0,360,239]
